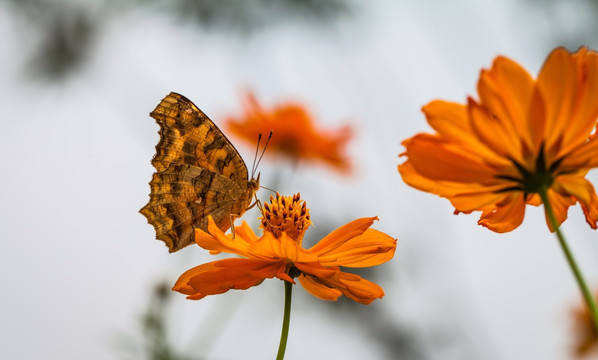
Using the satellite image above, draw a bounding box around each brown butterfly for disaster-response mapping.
[140,92,260,252]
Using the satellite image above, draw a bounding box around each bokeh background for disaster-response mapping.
[2,0,598,359]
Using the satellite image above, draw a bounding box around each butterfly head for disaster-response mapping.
[249,172,260,193]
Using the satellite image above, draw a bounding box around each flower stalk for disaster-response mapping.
[540,187,598,335]
[276,280,293,360]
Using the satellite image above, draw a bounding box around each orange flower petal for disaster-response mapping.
[195,217,288,261]
[422,100,510,167]
[194,227,225,253]
[235,221,260,242]
[477,56,535,155]
[316,229,396,267]
[539,48,598,158]
[398,160,449,194]
[185,293,206,300]
[554,174,594,205]
[537,47,576,155]
[298,274,342,301]
[423,100,471,138]
[560,130,598,170]
[294,262,341,279]
[193,217,254,257]
[276,271,295,284]
[582,192,598,230]
[478,192,526,232]
[449,185,516,212]
[276,232,300,263]
[307,217,377,254]
[468,98,526,165]
[245,232,319,263]
[325,272,385,305]
[402,133,497,183]
[564,50,598,151]
[526,193,542,206]
[173,258,285,299]
[544,189,575,232]
[194,228,223,255]
[298,272,385,304]
[399,160,513,206]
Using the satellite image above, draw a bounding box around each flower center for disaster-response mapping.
[497,143,557,195]
[260,193,311,242]
[521,169,554,194]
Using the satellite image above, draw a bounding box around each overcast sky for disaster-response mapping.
[2,0,598,359]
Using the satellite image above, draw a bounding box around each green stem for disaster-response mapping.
[539,188,598,335]
[276,280,293,360]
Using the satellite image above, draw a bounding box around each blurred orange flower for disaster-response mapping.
[225,93,353,174]
[399,47,598,232]
[173,193,396,304]
[572,292,598,358]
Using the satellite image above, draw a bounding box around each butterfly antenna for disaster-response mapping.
[250,133,262,179]
[251,133,262,178]
[255,131,272,175]
[250,131,273,178]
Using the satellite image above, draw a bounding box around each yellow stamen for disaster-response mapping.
[260,193,311,243]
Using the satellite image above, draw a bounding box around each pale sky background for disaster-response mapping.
[2,0,598,359]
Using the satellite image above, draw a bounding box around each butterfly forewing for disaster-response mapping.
[140,92,258,252]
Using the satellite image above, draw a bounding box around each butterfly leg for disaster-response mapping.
[229,216,237,239]
[247,197,262,212]
[228,214,242,239]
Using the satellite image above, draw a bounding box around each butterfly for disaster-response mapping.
[140,92,260,252]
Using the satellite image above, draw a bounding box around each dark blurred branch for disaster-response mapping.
[161,0,350,32]
[8,0,97,80]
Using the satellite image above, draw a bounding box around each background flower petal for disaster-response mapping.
[225,92,353,174]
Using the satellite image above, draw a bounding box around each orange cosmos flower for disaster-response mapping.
[399,47,598,232]
[225,92,353,174]
[173,193,396,304]
[572,291,598,358]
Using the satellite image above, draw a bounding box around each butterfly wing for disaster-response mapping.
[149,92,250,184]
[140,92,256,252]
[140,164,249,252]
